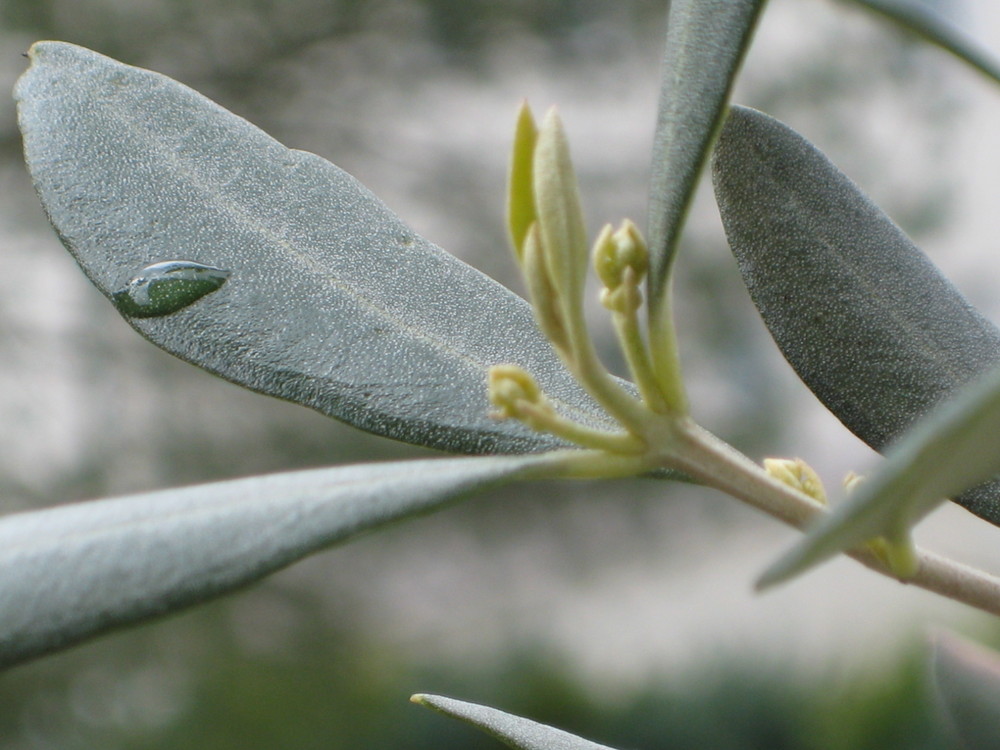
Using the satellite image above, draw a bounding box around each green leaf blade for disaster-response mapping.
[712,105,1000,525]
[412,694,619,750]
[15,42,614,456]
[0,454,549,669]
[647,0,767,308]
[851,0,1000,86]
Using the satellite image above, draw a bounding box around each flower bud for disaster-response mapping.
[764,457,827,505]
[488,364,553,425]
[611,219,648,279]
[593,219,648,311]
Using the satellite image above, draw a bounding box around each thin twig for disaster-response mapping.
[661,420,1000,618]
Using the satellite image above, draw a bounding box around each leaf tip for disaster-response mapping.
[754,558,797,592]
[754,539,829,592]
[409,693,453,717]
[508,100,540,260]
[536,106,571,169]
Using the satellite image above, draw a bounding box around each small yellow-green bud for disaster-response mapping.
[598,269,643,314]
[593,219,648,313]
[592,223,619,289]
[488,365,554,427]
[763,457,827,505]
[843,471,864,493]
[866,533,919,580]
[611,219,648,278]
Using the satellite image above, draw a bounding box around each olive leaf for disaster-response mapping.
[758,363,1000,588]
[0,454,552,670]
[15,41,617,457]
[646,0,767,309]
[712,104,1000,525]
[851,0,1000,86]
[412,694,618,750]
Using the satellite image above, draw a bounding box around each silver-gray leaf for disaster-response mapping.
[16,42,615,456]
[712,105,1000,525]
[850,0,1000,86]
[0,454,551,669]
[647,0,766,310]
[413,694,618,750]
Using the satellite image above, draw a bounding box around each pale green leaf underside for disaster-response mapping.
[0,454,551,670]
[850,0,1000,86]
[15,42,616,456]
[413,694,618,750]
[712,105,1000,526]
[759,363,1000,587]
[931,632,1000,748]
[646,0,766,309]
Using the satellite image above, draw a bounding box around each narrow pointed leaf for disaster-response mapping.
[759,363,1000,587]
[851,0,1000,86]
[412,694,618,750]
[0,454,552,670]
[712,105,1000,525]
[646,0,767,309]
[15,42,615,456]
[533,108,589,315]
[507,101,539,262]
[931,631,1000,748]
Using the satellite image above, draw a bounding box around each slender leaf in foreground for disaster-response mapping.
[412,694,618,750]
[712,105,1000,525]
[0,454,553,670]
[646,0,766,308]
[931,631,1000,749]
[15,41,615,456]
[850,0,1000,86]
[759,363,1000,588]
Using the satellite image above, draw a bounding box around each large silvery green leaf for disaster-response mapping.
[412,694,618,750]
[931,632,1000,748]
[759,363,1000,588]
[15,42,614,456]
[711,105,1000,525]
[0,454,552,670]
[646,0,766,309]
[851,0,1000,86]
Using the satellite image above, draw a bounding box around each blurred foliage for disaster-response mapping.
[0,594,962,749]
[0,0,669,75]
[0,0,665,156]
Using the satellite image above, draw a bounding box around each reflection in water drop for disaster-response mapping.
[112,261,230,318]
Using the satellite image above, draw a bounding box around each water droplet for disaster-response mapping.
[112,261,230,318]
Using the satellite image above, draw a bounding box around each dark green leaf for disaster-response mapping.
[0,454,552,669]
[850,0,1000,86]
[646,0,767,310]
[712,105,1000,525]
[412,694,618,750]
[931,631,1000,748]
[15,42,615,456]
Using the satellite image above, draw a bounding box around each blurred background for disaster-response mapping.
[1,0,999,747]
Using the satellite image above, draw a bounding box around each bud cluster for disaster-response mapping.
[593,219,649,314]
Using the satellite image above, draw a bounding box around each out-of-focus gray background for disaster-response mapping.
[1,0,999,747]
